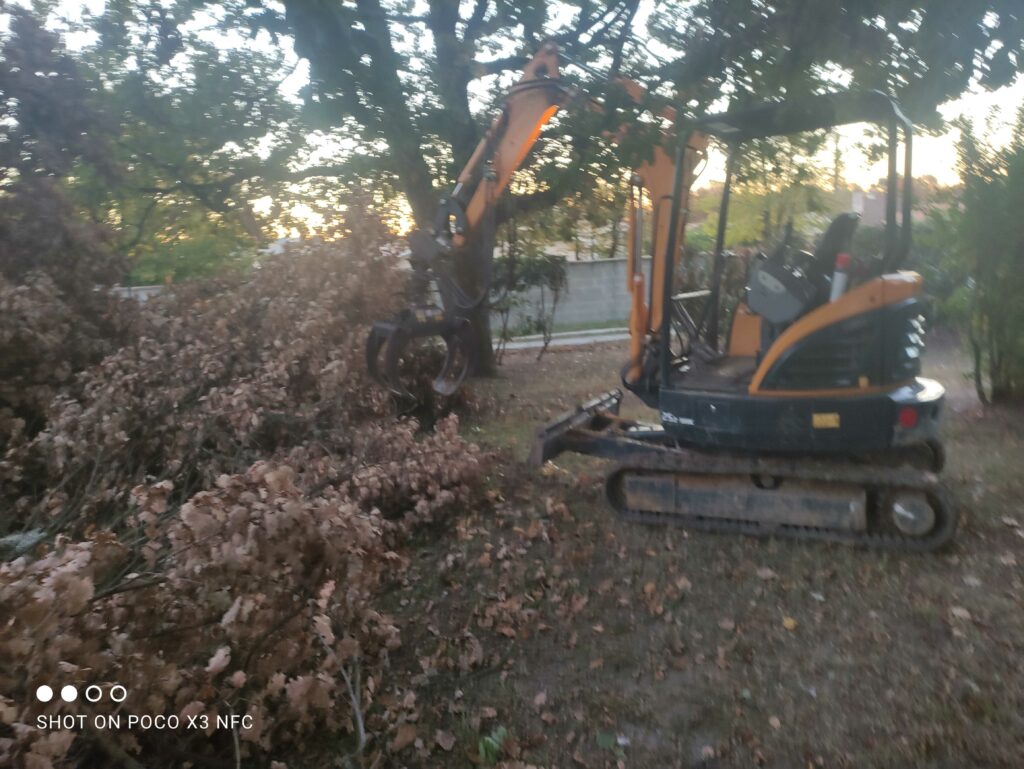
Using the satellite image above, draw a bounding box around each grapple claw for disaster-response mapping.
[366,308,477,401]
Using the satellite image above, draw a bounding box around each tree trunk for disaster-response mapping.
[453,212,497,376]
[607,211,622,259]
[970,332,989,406]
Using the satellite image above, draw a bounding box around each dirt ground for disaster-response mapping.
[379,334,1024,769]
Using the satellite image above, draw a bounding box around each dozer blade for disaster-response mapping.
[366,309,476,400]
[529,390,623,467]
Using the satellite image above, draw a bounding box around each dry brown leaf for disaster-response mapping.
[769,716,781,730]
[950,606,972,621]
[390,723,417,752]
[533,691,547,709]
[205,645,231,675]
[782,616,798,631]
[435,730,456,752]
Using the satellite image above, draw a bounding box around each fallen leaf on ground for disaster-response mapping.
[533,691,547,709]
[390,724,417,752]
[950,606,972,621]
[590,658,604,670]
[719,618,735,631]
[782,616,798,631]
[435,730,456,752]
[756,567,778,581]
[769,716,781,730]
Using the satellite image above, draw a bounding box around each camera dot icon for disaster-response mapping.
[60,685,78,703]
[35,685,54,703]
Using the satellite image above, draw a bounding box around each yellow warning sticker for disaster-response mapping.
[812,412,841,429]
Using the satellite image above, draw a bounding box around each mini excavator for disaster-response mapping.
[368,44,956,551]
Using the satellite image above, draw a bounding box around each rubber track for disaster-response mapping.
[605,447,958,552]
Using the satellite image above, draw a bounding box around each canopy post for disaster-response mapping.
[706,147,736,349]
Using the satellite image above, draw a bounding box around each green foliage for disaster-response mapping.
[955,113,1024,403]
[478,725,508,765]
[492,241,568,361]
[596,731,627,760]
[653,1,1023,123]
[0,8,136,438]
[73,0,318,281]
[685,226,716,255]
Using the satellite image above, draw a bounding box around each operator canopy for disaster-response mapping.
[696,90,912,142]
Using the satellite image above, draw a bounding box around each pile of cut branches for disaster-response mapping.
[0,217,486,768]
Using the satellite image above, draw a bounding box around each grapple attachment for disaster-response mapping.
[366,306,476,400]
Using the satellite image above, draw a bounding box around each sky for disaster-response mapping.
[16,1,1024,197]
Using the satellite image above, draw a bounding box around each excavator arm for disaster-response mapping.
[367,42,568,398]
[367,42,707,400]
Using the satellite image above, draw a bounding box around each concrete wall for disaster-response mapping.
[497,256,649,331]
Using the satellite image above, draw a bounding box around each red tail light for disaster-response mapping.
[898,406,919,429]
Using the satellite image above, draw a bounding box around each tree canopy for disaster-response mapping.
[2,0,1021,278]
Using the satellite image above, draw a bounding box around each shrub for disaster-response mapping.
[956,114,1024,403]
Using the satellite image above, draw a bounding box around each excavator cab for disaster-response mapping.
[534,90,957,551]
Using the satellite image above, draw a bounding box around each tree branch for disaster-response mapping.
[471,55,529,78]
[463,0,490,42]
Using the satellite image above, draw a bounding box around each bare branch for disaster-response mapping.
[471,55,529,78]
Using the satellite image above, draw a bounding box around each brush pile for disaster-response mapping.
[0,217,486,767]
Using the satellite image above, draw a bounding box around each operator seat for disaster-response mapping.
[746,212,860,359]
[804,212,860,301]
